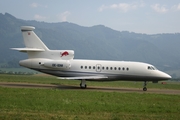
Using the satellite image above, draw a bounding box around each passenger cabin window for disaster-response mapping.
[52,64,56,67]
[106,67,109,70]
[79,65,130,71]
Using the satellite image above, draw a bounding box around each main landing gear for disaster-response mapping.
[79,80,148,91]
[143,81,147,91]
[80,79,87,89]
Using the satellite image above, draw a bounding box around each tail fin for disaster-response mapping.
[21,26,49,51]
[11,26,75,60]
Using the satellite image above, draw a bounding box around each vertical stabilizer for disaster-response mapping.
[21,26,49,51]
[11,26,74,60]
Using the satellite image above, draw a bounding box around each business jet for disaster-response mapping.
[11,26,171,91]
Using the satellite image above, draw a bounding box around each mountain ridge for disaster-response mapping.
[1,13,180,75]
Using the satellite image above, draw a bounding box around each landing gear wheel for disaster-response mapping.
[143,87,147,91]
[80,79,87,89]
[80,83,87,89]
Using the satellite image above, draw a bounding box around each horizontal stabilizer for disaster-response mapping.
[11,48,45,52]
[58,75,108,80]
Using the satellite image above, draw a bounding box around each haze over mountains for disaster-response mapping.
[1,13,180,77]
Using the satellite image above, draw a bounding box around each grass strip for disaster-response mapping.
[0,87,180,119]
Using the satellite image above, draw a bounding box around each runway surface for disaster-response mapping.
[0,82,180,95]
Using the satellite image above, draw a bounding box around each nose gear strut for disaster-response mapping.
[143,81,147,91]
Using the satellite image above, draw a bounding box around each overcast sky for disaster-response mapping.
[0,0,180,34]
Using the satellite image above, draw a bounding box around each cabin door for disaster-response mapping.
[96,64,102,72]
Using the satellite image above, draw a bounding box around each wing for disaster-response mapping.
[57,75,108,80]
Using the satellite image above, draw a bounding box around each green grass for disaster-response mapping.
[0,67,37,72]
[0,87,180,120]
[0,74,180,119]
[0,74,180,90]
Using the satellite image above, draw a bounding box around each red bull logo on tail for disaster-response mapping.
[60,51,69,57]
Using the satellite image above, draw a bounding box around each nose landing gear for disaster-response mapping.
[143,81,147,91]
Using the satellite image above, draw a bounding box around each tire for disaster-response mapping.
[143,87,147,91]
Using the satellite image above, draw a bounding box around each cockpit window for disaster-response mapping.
[148,66,151,70]
[153,66,157,70]
[147,66,157,70]
[151,66,155,70]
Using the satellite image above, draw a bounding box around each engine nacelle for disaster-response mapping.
[19,59,71,69]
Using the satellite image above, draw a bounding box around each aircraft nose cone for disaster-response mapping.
[165,74,172,80]
[162,72,172,80]
[156,71,172,80]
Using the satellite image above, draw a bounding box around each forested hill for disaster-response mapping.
[1,13,180,73]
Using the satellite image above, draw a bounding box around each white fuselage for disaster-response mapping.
[19,58,171,81]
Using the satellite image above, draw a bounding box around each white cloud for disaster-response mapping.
[178,4,180,10]
[57,11,71,22]
[34,14,47,21]
[172,3,180,11]
[99,5,107,12]
[98,2,143,12]
[30,2,47,8]
[30,2,38,8]
[151,4,168,13]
